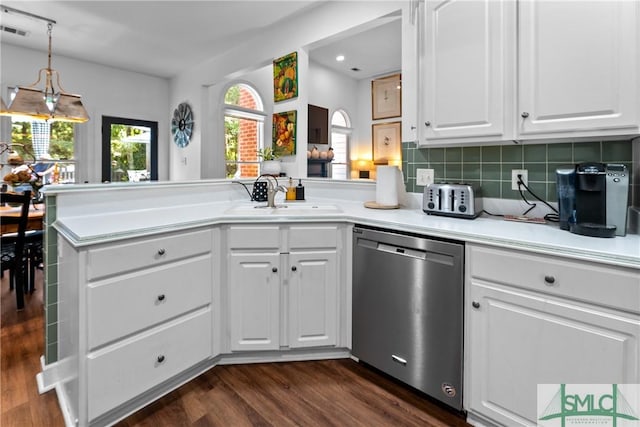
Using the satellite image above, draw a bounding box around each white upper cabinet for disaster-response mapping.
[421,0,515,143]
[518,0,640,137]
[418,0,639,145]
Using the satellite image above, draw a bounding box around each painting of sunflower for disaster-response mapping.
[273,52,298,102]
[272,110,296,156]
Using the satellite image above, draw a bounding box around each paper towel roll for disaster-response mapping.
[376,166,400,206]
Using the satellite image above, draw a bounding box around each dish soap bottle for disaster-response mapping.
[295,179,305,201]
[286,177,296,201]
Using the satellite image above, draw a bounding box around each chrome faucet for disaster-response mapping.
[258,174,286,208]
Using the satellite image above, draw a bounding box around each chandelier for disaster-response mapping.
[0,5,89,123]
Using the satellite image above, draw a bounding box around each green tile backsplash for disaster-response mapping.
[402,140,635,202]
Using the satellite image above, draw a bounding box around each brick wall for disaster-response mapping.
[238,87,259,177]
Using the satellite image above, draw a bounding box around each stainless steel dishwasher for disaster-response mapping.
[352,225,464,410]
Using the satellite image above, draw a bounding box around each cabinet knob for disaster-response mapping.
[425,121,431,127]
[157,294,166,302]
[291,266,297,272]
[157,248,166,256]
[472,301,480,309]
[411,125,416,130]
[544,275,556,285]
[157,355,165,364]
[521,112,530,118]
[272,267,278,273]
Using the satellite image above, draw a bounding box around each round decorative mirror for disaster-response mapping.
[171,102,194,147]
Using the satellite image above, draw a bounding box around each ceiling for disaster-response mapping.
[0,1,401,80]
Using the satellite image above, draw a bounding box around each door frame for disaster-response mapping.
[101,116,158,182]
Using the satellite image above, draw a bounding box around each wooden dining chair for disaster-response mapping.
[0,190,32,310]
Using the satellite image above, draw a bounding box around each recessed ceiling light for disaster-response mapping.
[336,55,345,62]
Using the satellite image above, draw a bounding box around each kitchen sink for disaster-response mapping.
[225,203,342,216]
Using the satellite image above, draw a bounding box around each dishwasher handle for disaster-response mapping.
[375,242,427,260]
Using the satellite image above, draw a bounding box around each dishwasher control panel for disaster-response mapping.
[423,183,482,219]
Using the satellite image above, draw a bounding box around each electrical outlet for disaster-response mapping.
[511,169,528,190]
[416,168,434,186]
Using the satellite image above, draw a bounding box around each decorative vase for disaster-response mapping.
[261,160,281,176]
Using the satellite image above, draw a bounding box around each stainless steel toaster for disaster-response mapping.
[423,183,482,219]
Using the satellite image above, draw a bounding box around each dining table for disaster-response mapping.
[0,203,45,234]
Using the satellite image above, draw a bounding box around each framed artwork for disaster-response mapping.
[273,52,298,102]
[372,121,401,163]
[272,110,297,156]
[371,73,401,120]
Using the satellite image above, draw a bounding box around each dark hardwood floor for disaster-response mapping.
[1,272,470,427]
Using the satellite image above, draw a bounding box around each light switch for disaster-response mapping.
[416,168,434,186]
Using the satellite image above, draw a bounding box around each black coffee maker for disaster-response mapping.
[569,162,616,237]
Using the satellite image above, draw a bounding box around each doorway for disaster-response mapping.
[101,116,158,182]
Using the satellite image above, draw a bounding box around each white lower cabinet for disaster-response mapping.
[226,223,343,352]
[464,244,640,427]
[56,228,215,426]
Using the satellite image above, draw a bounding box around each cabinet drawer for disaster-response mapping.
[227,225,280,250]
[468,245,640,313]
[87,309,212,421]
[289,224,339,249]
[87,229,212,281]
[87,255,212,349]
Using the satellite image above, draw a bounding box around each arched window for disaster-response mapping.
[330,110,351,180]
[224,83,265,178]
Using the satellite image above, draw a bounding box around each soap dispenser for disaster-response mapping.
[286,177,296,201]
[295,179,305,200]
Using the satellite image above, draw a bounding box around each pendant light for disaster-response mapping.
[3,7,89,123]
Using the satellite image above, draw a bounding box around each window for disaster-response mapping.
[10,118,76,183]
[101,116,158,182]
[224,83,265,179]
[330,110,351,180]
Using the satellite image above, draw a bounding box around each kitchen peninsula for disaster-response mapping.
[40,179,640,427]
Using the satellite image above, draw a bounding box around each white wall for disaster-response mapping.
[0,43,170,183]
[172,1,403,181]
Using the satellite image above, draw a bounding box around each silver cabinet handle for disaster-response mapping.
[425,121,431,127]
[472,301,480,309]
[157,355,165,364]
[544,275,556,285]
[272,267,278,273]
[157,294,165,302]
[521,112,530,118]
[157,248,166,256]
[291,266,297,272]
[391,355,407,365]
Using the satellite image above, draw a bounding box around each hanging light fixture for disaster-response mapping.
[2,6,89,123]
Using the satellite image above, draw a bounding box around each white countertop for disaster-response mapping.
[53,193,640,269]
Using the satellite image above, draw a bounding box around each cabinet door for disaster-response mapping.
[228,253,280,351]
[519,1,639,135]
[287,251,337,348]
[466,281,640,426]
[422,0,514,142]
